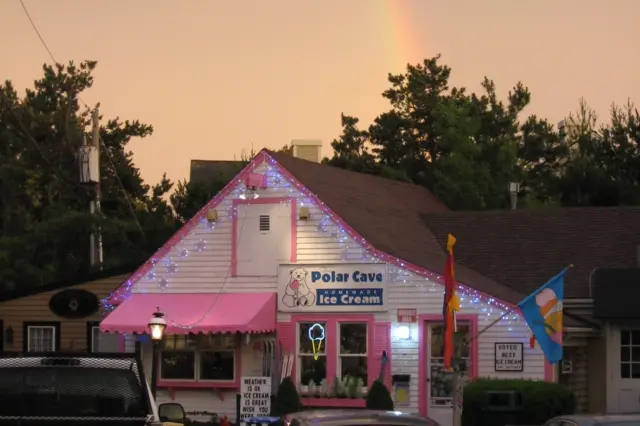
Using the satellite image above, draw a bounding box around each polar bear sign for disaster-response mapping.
[278,264,387,312]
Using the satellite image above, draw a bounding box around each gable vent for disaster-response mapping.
[259,215,270,232]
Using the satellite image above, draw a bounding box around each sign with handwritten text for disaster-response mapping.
[240,376,271,420]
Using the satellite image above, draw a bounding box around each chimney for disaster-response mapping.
[291,139,322,163]
[508,182,520,210]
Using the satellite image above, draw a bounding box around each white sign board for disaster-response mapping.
[277,264,387,312]
[494,343,524,372]
[240,376,272,420]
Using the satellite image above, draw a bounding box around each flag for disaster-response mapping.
[443,234,460,371]
[518,268,567,364]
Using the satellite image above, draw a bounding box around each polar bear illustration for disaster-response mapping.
[282,268,316,308]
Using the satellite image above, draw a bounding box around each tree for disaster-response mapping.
[325,55,528,210]
[0,61,178,290]
[325,54,639,210]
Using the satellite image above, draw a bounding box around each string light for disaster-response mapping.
[101,151,522,331]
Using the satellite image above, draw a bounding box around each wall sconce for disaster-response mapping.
[206,209,218,223]
[299,206,310,220]
[4,326,13,344]
[396,325,410,340]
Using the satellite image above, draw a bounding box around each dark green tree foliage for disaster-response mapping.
[325,54,640,210]
[365,380,394,411]
[0,61,179,291]
[273,377,302,416]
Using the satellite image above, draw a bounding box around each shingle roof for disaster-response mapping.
[267,151,526,304]
[423,207,640,298]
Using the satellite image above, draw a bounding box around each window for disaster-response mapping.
[298,322,327,386]
[23,322,59,352]
[91,326,100,351]
[86,322,120,353]
[620,329,640,378]
[160,334,236,382]
[338,323,368,386]
[429,322,470,407]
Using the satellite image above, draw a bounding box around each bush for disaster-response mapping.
[273,377,302,416]
[366,380,394,411]
[462,378,576,426]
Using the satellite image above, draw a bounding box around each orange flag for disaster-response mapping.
[443,234,460,371]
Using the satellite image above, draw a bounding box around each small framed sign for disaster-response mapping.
[494,342,524,372]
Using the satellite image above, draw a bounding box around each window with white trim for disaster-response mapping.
[620,329,640,378]
[27,325,56,352]
[429,322,470,407]
[91,326,101,352]
[338,323,368,386]
[160,334,236,382]
[298,322,327,386]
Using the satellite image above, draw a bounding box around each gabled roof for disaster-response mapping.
[268,151,525,304]
[107,150,525,306]
[424,207,640,298]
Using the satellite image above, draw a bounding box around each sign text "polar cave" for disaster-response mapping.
[311,270,384,283]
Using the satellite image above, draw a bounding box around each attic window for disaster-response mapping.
[259,215,270,232]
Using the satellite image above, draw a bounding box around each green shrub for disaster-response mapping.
[366,380,394,411]
[462,378,576,426]
[273,377,302,416]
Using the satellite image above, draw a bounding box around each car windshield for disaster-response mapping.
[0,367,148,418]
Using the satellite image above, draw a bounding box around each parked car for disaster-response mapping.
[283,409,440,426]
[0,352,186,426]
[543,414,640,426]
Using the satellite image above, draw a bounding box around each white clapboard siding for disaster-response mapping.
[125,159,544,420]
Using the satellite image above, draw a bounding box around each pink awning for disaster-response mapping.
[100,292,276,334]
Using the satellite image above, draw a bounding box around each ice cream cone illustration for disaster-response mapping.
[535,288,563,344]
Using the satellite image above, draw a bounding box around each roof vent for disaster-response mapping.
[291,139,322,163]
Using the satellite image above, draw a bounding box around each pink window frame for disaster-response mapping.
[231,197,297,277]
[290,314,378,386]
[155,340,242,390]
[418,313,479,417]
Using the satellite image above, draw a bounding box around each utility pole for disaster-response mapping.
[90,107,103,270]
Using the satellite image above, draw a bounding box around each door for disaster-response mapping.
[425,322,471,426]
[617,329,640,412]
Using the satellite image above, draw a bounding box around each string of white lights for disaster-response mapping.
[164,200,251,330]
[102,155,523,333]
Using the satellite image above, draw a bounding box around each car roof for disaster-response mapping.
[284,409,435,426]
[554,414,640,425]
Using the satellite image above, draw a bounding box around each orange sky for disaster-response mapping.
[1,0,638,187]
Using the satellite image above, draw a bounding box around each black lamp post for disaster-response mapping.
[148,307,166,400]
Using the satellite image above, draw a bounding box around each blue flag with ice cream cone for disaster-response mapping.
[518,268,567,364]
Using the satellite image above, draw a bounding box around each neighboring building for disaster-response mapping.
[0,266,136,353]
[100,141,549,426]
[423,207,640,413]
[592,268,640,414]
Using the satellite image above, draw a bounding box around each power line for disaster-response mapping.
[18,0,143,234]
[17,0,259,329]
[19,0,57,64]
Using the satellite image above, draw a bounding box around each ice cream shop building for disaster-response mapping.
[100,143,550,426]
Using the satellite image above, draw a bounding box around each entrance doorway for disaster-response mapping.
[424,321,472,426]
